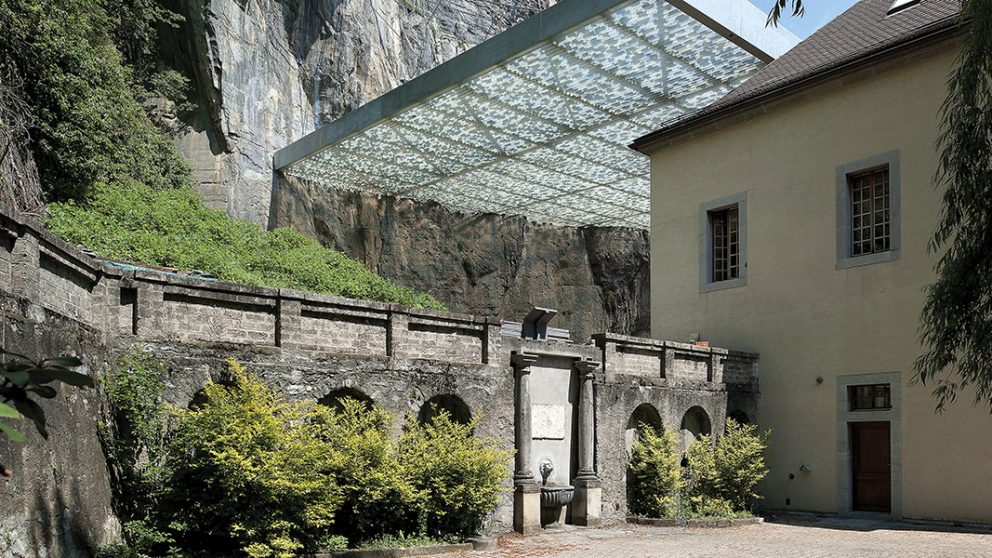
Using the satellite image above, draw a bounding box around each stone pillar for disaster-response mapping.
[572,359,602,526]
[387,307,409,358]
[10,229,39,301]
[511,351,541,535]
[275,295,301,348]
[134,277,165,340]
[481,318,501,364]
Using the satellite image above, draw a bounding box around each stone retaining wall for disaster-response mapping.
[0,211,760,556]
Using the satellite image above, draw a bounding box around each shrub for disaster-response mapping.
[713,419,770,511]
[99,351,178,557]
[163,361,345,558]
[0,0,191,201]
[399,409,514,537]
[626,424,681,518]
[46,182,444,309]
[684,433,719,506]
[684,419,770,515]
[356,533,445,550]
[321,398,419,545]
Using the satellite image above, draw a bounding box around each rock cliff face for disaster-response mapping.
[165,0,550,225]
[272,177,650,342]
[170,0,652,339]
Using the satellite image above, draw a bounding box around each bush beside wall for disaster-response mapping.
[99,357,510,558]
[627,419,769,519]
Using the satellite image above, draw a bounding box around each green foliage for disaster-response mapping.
[103,0,190,105]
[99,350,176,557]
[627,420,769,519]
[94,543,139,558]
[323,398,419,545]
[626,424,681,518]
[46,182,445,309]
[916,0,992,411]
[0,0,192,201]
[712,419,771,511]
[399,409,513,538]
[0,349,92,444]
[163,361,345,558]
[356,533,445,550]
[684,419,770,515]
[101,359,511,555]
[765,0,804,26]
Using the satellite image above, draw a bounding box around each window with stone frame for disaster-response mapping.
[710,206,740,282]
[849,166,891,257]
[848,383,892,411]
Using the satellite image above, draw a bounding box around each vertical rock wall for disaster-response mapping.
[166,0,651,340]
[165,0,551,225]
[272,177,651,342]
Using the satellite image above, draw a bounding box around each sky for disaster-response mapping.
[748,0,860,39]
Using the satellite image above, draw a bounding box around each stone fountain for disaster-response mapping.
[538,459,574,528]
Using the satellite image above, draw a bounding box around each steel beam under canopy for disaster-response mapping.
[274,0,798,229]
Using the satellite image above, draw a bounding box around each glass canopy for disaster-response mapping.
[275,0,797,229]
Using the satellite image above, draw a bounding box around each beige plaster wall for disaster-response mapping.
[649,43,992,523]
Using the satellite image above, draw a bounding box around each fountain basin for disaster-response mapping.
[540,485,575,508]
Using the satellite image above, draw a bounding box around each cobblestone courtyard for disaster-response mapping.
[467,517,991,558]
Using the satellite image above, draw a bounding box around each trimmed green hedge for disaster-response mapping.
[46,182,444,310]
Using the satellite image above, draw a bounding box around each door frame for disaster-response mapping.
[850,421,891,512]
[836,372,902,518]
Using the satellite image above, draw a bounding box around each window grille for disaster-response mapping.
[848,384,891,411]
[711,207,740,282]
[850,167,891,257]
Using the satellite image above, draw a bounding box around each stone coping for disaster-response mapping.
[316,542,474,558]
[592,333,730,357]
[0,208,500,326]
[627,516,763,528]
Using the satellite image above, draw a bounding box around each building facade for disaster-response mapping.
[634,0,991,523]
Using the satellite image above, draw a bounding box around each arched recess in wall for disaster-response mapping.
[418,393,472,425]
[188,388,210,410]
[625,403,663,456]
[319,387,374,412]
[728,409,750,425]
[680,406,712,449]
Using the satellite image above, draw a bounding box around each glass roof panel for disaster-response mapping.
[275,0,798,230]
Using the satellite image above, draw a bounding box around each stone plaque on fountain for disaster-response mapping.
[532,404,566,440]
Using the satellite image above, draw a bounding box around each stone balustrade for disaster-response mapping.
[0,212,499,365]
[592,333,758,386]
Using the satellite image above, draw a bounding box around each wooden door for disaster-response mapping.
[851,421,891,512]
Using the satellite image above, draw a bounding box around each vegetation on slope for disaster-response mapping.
[0,0,192,202]
[47,183,444,309]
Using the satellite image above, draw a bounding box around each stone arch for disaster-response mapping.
[680,405,712,448]
[319,387,374,412]
[188,387,210,410]
[625,403,663,456]
[418,393,472,425]
[728,409,750,425]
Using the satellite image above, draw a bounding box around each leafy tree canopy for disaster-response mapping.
[916,0,992,410]
[0,0,192,201]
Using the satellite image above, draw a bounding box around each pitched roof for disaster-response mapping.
[631,0,962,152]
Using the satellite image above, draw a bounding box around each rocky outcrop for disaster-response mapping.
[165,0,551,226]
[166,0,651,340]
[271,177,650,342]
